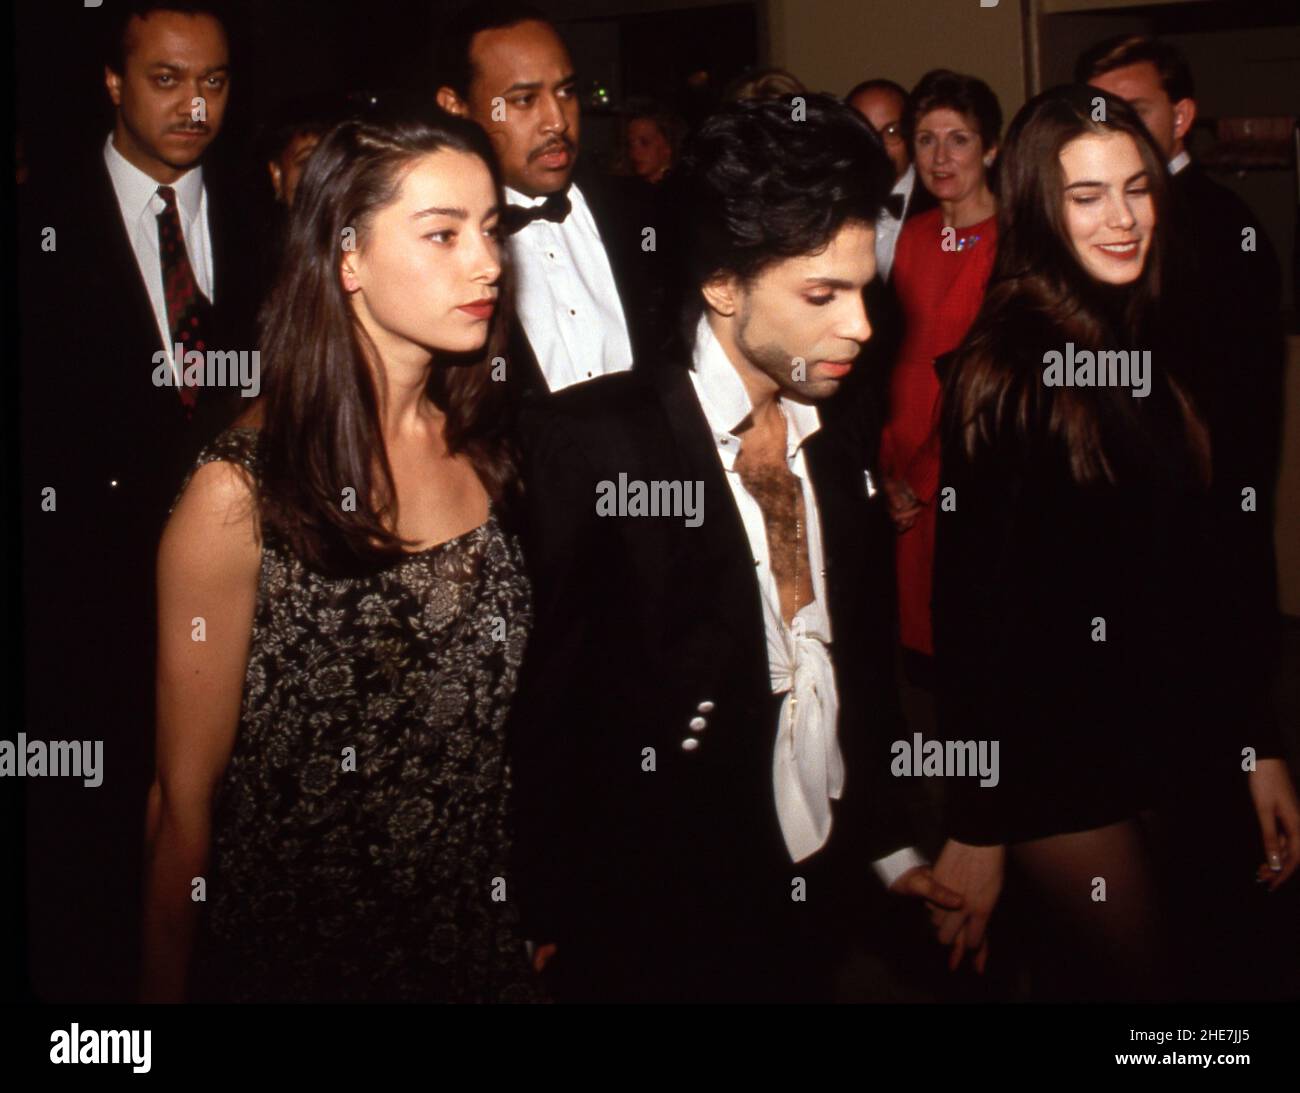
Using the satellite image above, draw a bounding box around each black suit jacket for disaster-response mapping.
[1166,161,1283,501]
[21,148,259,569]
[509,363,913,982]
[18,144,261,1000]
[503,171,668,400]
[1163,161,1285,691]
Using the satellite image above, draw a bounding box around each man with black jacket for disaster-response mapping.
[19,0,259,1000]
[436,3,665,398]
[509,95,959,1003]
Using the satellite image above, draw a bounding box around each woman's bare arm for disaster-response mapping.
[140,459,260,1002]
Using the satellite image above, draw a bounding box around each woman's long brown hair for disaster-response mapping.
[941,84,1209,486]
[254,106,516,576]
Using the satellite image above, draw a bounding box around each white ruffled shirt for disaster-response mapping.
[688,316,922,884]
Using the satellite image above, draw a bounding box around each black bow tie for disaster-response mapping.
[502,191,572,235]
[883,193,906,220]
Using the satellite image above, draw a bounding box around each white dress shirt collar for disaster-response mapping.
[689,314,822,464]
[504,183,548,209]
[1168,149,1191,176]
[103,132,204,223]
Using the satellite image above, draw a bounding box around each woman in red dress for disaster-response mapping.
[882,70,1002,665]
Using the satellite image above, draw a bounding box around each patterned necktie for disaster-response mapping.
[156,184,211,413]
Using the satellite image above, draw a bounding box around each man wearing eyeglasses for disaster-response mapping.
[846,79,937,282]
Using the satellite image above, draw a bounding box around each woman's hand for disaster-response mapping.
[1248,758,1300,891]
[888,864,964,910]
[930,839,1005,973]
[883,477,923,533]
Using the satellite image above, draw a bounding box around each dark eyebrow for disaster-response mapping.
[411,205,502,222]
[147,62,230,75]
[502,73,576,95]
[1064,170,1150,190]
[411,206,468,220]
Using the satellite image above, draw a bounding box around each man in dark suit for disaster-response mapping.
[838,78,937,424]
[509,95,960,1003]
[19,0,257,1001]
[435,2,664,399]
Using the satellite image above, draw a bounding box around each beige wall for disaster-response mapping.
[768,0,1026,121]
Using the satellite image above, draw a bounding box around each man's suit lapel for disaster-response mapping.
[803,427,868,624]
[578,175,659,365]
[505,319,548,400]
[91,158,166,379]
[648,366,771,688]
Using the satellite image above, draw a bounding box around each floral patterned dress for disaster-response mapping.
[184,427,540,1002]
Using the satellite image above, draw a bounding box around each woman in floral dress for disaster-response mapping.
[140,107,540,1003]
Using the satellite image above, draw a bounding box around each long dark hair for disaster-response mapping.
[256,105,515,575]
[942,84,1208,485]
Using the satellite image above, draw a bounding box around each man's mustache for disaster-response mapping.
[528,137,575,162]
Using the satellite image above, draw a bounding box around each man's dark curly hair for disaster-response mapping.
[673,93,894,336]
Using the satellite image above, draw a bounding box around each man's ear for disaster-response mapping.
[1171,97,1197,145]
[436,87,467,117]
[105,65,123,108]
[700,274,738,317]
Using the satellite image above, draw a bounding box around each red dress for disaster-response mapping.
[881,207,998,656]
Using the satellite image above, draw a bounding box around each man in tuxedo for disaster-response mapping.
[510,95,960,1003]
[837,78,937,424]
[19,0,256,1000]
[847,78,937,283]
[435,3,663,398]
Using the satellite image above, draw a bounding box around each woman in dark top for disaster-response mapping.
[929,86,1298,999]
[140,108,540,1002]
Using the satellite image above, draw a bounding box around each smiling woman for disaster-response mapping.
[140,106,542,1003]
[931,84,1300,1001]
